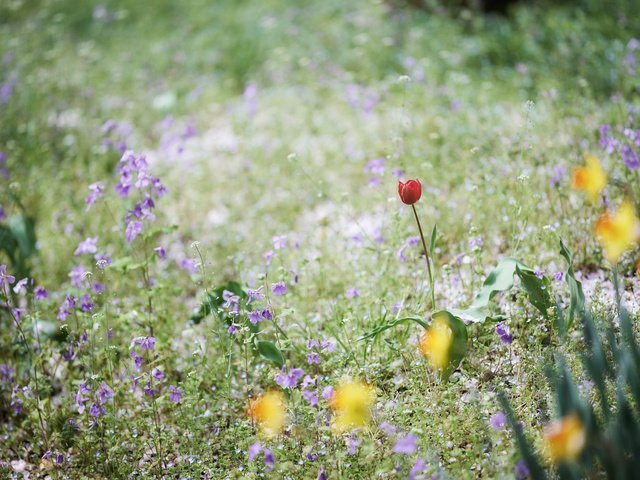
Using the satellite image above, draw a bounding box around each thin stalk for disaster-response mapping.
[411,204,436,309]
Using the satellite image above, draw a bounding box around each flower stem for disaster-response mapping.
[411,204,436,309]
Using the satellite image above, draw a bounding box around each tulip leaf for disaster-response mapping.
[451,257,528,323]
[429,224,437,258]
[256,340,285,368]
[357,315,429,342]
[515,266,552,319]
[559,240,585,329]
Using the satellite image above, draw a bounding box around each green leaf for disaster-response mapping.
[142,224,178,241]
[357,315,429,342]
[429,224,437,258]
[256,340,285,368]
[515,265,552,318]
[559,240,585,329]
[2,214,37,278]
[452,258,528,323]
[108,256,146,273]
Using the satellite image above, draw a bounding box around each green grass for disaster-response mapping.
[1,0,639,478]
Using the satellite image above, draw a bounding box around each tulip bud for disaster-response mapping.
[398,179,422,205]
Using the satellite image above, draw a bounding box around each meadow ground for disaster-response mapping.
[1,0,640,478]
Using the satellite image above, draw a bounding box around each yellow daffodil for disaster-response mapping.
[543,412,586,463]
[419,314,453,370]
[595,200,640,264]
[329,380,375,433]
[248,391,286,437]
[572,154,606,202]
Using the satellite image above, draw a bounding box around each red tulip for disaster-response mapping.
[398,179,422,205]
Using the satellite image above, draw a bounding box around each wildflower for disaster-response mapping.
[490,412,507,431]
[409,458,428,480]
[154,246,166,259]
[322,386,335,400]
[272,235,287,250]
[398,179,422,205]
[393,434,418,454]
[264,250,274,265]
[543,412,586,463]
[275,367,305,389]
[260,307,273,321]
[144,382,155,396]
[379,421,397,436]
[95,381,114,404]
[495,322,513,345]
[572,154,606,202]
[515,460,530,479]
[307,352,321,365]
[419,314,453,370]
[248,441,262,461]
[329,380,375,432]
[0,264,15,288]
[554,272,564,282]
[228,323,238,334]
[74,237,98,256]
[303,389,319,406]
[125,221,143,243]
[321,339,336,352]
[89,403,105,418]
[140,336,156,351]
[248,310,262,325]
[271,281,287,296]
[168,385,183,403]
[595,200,640,263]
[264,448,275,470]
[247,287,264,304]
[86,182,104,211]
[130,351,143,371]
[12,277,28,294]
[178,258,198,273]
[550,165,566,187]
[68,265,86,288]
[347,434,361,455]
[152,367,164,381]
[248,391,286,437]
[346,288,360,299]
[34,286,48,301]
[95,253,111,269]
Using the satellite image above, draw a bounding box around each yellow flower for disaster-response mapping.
[248,391,286,437]
[543,413,586,463]
[595,200,640,264]
[572,154,606,202]
[419,314,453,370]
[329,381,375,433]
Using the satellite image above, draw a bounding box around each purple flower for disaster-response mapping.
[168,385,183,403]
[550,165,566,187]
[89,403,105,418]
[178,258,199,273]
[75,380,91,414]
[228,323,238,334]
[515,459,530,479]
[264,250,274,265]
[95,253,111,269]
[154,246,166,259]
[86,182,104,211]
[248,441,262,461]
[379,421,397,436]
[79,294,95,312]
[12,277,28,294]
[496,322,513,345]
[301,375,316,389]
[392,168,404,179]
[393,434,418,455]
[622,144,640,170]
[140,336,156,351]
[272,235,287,250]
[275,367,305,389]
[247,287,264,304]
[152,367,164,381]
[125,221,143,243]
[307,352,321,365]
[130,351,143,371]
[347,434,361,456]
[346,288,360,299]
[321,339,336,353]
[409,458,428,480]
[34,286,48,301]
[95,381,114,404]
[490,412,507,431]
[263,448,275,471]
[248,310,262,325]
[222,290,239,312]
[0,264,15,287]
[364,157,385,175]
[534,270,544,280]
[92,281,105,294]
[261,308,273,321]
[554,271,564,282]
[271,281,287,296]
[74,237,98,256]
[68,265,86,288]
[317,467,328,480]
[144,381,155,396]
[322,386,335,401]
[303,389,318,406]
[57,295,76,321]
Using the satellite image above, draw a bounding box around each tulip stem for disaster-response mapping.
[411,204,436,309]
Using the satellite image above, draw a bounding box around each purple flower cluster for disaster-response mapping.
[247,441,275,471]
[599,119,640,171]
[496,322,513,345]
[113,151,167,243]
[275,366,305,389]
